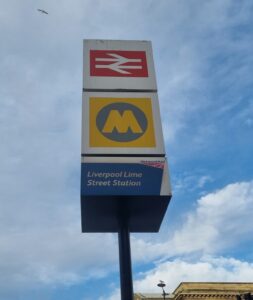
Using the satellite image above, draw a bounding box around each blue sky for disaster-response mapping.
[1,0,253,299]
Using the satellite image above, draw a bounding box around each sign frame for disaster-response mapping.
[81,91,165,156]
[83,39,157,91]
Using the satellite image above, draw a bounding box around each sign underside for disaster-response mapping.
[80,157,171,232]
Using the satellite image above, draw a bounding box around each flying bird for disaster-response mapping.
[37,9,49,15]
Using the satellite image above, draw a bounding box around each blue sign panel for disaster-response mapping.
[81,162,164,196]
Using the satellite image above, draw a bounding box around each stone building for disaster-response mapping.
[134,282,253,300]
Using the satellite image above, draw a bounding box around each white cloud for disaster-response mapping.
[131,181,253,261]
[104,255,253,299]
[98,289,120,300]
[157,1,253,153]
[173,173,213,194]
[0,222,118,290]
[4,177,252,296]
[134,256,253,294]
[197,176,213,188]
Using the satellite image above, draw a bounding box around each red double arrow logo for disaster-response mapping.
[90,50,148,77]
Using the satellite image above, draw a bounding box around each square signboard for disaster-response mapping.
[80,156,172,232]
[83,39,157,91]
[81,92,165,156]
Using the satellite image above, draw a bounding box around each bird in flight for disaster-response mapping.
[37,9,49,15]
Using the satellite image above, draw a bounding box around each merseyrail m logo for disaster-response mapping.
[89,97,156,147]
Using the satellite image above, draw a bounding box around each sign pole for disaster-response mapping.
[81,40,172,298]
[118,211,133,300]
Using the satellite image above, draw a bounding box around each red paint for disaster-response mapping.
[90,50,148,77]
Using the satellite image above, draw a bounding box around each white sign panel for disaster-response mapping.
[83,39,157,91]
[81,91,165,155]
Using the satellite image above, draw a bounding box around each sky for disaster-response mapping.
[1,0,253,299]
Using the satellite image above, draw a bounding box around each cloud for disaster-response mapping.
[0,222,118,290]
[172,181,253,254]
[1,173,251,296]
[134,256,253,294]
[3,174,252,298]
[173,173,214,194]
[99,289,120,300]
[1,179,250,293]
[131,181,253,261]
[157,1,253,158]
[104,255,253,299]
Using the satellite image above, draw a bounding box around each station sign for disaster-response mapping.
[81,92,165,156]
[83,39,157,91]
[81,156,171,196]
[81,39,172,233]
[80,157,172,232]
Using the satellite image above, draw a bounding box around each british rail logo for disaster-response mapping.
[90,50,148,77]
[89,97,156,147]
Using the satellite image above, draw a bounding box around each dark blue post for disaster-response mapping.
[118,215,133,300]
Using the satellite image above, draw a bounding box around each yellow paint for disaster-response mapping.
[89,97,156,148]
